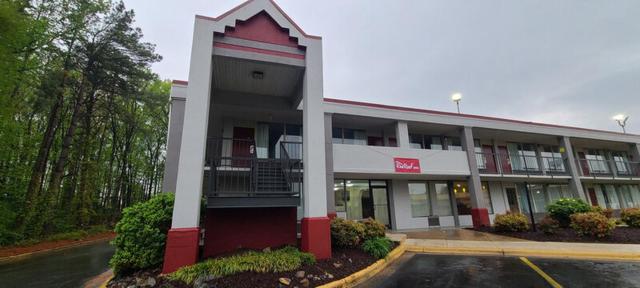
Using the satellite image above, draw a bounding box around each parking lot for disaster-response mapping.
[358,253,640,288]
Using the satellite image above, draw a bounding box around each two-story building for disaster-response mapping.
[160,0,640,273]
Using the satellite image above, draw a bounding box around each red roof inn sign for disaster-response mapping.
[394,158,421,173]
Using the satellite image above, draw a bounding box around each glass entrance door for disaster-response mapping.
[371,186,390,226]
[339,179,391,227]
[506,187,520,213]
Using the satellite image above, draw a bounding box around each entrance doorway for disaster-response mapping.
[506,187,520,213]
[232,127,255,167]
[335,179,391,227]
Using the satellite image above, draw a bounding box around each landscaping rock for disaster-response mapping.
[279,277,291,286]
[300,278,310,287]
[326,273,334,279]
[295,271,305,278]
[333,262,342,268]
[263,247,271,252]
[144,277,156,287]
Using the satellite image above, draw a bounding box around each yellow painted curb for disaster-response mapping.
[405,245,640,262]
[98,276,113,288]
[317,243,406,288]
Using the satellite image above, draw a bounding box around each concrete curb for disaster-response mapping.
[0,236,114,263]
[404,239,640,262]
[317,243,406,288]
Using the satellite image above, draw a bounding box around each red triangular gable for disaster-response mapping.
[222,11,302,48]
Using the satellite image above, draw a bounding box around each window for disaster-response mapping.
[409,134,423,149]
[612,152,631,175]
[508,143,539,171]
[333,128,366,145]
[425,136,443,150]
[446,137,462,151]
[475,140,486,169]
[453,182,472,215]
[409,183,429,217]
[529,184,547,213]
[585,150,609,174]
[541,146,565,173]
[481,182,493,214]
[334,180,346,212]
[434,183,453,216]
[547,184,570,203]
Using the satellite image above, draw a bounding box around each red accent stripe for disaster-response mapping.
[214,42,305,59]
[323,98,635,137]
[172,80,188,85]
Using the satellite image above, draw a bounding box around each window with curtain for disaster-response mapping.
[612,152,630,175]
[256,123,269,158]
[541,146,565,172]
[434,183,453,216]
[586,150,609,174]
[409,182,429,217]
[528,184,546,213]
[426,136,443,150]
[446,137,462,151]
[409,134,423,149]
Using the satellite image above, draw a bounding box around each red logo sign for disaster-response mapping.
[394,158,421,173]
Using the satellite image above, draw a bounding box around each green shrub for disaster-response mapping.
[570,212,616,238]
[46,230,89,241]
[0,229,23,246]
[167,246,315,284]
[621,208,640,228]
[360,218,386,241]
[109,193,174,275]
[590,206,614,219]
[547,198,592,227]
[330,218,365,248]
[361,237,392,259]
[493,213,529,232]
[538,216,560,235]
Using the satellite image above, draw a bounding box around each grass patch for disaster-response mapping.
[167,246,315,284]
[9,225,110,247]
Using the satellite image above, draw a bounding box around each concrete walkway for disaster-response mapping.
[386,228,640,262]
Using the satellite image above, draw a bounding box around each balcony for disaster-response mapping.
[204,137,302,208]
[576,158,640,179]
[476,152,569,177]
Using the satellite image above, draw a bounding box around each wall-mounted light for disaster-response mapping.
[252,71,264,80]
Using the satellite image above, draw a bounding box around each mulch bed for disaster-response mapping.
[0,231,116,259]
[474,227,640,244]
[109,243,397,288]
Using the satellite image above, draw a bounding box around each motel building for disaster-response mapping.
[160,0,640,273]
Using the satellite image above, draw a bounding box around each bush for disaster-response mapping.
[168,246,315,284]
[547,198,592,227]
[109,193,174,275]
[570,212,616,238]
[493,213,529,232]
[361,237,392,259]
[330,218,365,248]
[590,206,614,219]
[621,208,640,228]
[360,218,386,241]
[538,216,560,235]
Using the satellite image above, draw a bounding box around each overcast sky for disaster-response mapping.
[122,0,640,133]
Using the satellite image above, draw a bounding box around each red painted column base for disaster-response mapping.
[161,228,199,274]
[301,217,331,259]
[327,212,337,219]
[471,208,491,229]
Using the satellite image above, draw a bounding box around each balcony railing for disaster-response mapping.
[204,137,302,207]
[476,152,568,176]
[576,158,640,178]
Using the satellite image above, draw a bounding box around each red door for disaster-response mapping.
[482,145,497,173]
[498,146,512,174]
[587,188,598,206]
[232,127,254,167]
[577,152,590,176]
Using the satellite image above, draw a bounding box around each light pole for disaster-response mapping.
[612,114,629,133]
[451,93,462,114]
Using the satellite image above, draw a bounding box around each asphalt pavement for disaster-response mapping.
[358,253,640,288]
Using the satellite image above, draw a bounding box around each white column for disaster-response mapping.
[560,136,587,201]
[324,113,335,215]
[460,126,484,209]
[395,121,410,148]
[162,96,186,193]
[303,39,327,218]
[171,19,214,229]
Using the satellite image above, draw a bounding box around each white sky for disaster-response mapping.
[122,0,640,133]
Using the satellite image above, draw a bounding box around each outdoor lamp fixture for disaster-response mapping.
[451,93,462,114]
[612,114,629,133]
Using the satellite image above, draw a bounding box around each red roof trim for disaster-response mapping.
[172,80,188,85]
[196,0,321,40]
[323,98,636,137]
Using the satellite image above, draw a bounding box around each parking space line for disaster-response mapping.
[519,257,563,288]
